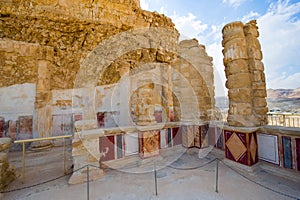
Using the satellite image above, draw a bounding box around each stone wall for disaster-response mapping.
[222,20,267,127]
[173,39,215,122]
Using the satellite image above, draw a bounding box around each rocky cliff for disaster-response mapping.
[0,0,177,89]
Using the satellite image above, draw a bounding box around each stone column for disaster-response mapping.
[33,60,53,144]
[161,64,173,122]
[244,20,268,125]
[136,81,156,126]
[222,21,267,127]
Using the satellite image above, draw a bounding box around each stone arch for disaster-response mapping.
[73,27,215,124]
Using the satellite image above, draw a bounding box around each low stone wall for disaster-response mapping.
[69,121,213,184]
[212,124,300,171]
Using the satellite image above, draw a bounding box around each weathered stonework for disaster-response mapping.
[0,0,175,89]
[0,138,16,190]
[0,0,219,186]
[222,20,268,127]
[173,39,215,122]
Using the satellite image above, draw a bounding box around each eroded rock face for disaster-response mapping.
[0,0,176,89]
[222,20,268,127]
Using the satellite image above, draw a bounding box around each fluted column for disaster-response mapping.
[244,20,268,125]
[222,20,267,127]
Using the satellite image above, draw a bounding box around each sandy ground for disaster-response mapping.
[3,143,300,200]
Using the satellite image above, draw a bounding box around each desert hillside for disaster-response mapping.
[216,87,300,113]
[267,87,300,98]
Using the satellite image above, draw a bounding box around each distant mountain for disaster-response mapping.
[215,88,300,113]
[267,87,300,98]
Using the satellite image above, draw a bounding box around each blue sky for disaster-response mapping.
[140,0,300,96]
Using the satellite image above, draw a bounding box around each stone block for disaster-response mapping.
[253,89,266,98]
[236,103,253,115]
[68,168,104,185]
[0,138,11,152]
[229,88,252,103]
[0,153,8,163]
[253,98,267,107]
[226,73,251,89]
[179,39,199,48]
[252,71,262,82]
[226,59,249,75]
[254,107,268,115]
[249,60,264,71]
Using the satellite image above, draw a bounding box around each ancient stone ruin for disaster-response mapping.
[2,0,292,189]
[222,20,268,127]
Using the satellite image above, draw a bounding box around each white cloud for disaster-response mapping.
[159,6,168,14]
[207,41,228,97]
[170,13,208,40]
[142,0,300,93]
[169,12,227,96]
[222,0,247,8]
[258,0,300,89]
[241,11,260,22]
[268,72,300,89]
[140,0,149,10]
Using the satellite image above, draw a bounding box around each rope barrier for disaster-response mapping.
[1,165,86,194]
[167,158,217,170]
[2,157,299,200]
[218,159,300,200]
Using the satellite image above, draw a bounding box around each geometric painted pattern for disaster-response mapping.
[226,132,247,161]
[250,134,257,162]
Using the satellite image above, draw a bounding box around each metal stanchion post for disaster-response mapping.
[154,160,158,196]
[63,138,66,174]
[215,159,219,193]
[22,142,25,183]
[87,165,90,200]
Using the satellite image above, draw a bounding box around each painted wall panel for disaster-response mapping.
[99,135,115,162]
[116,134,123,159]
[172,127,182,146]
[124,132,139,156]
[296,138,300,171]
[0,117,4,138]
[257,134,279,164]
[160,129,167,149]
[282,136,292,169]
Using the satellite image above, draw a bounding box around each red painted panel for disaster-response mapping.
[97,112,105,128]
[172,127,182,146]
[208,126,216,147]
[52,114,72,136]
[170,110,174,122]
[224,131,234,161]
[224,130,251,166]
[154,111,162,123]
[296,138,300,171]
[250,132,259,164]
[0,117,4,138]
[18,116,33,140]
[8,120,17,141]
[74,114,82,122]
[99,135,115,162]
[139,131,160,158]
